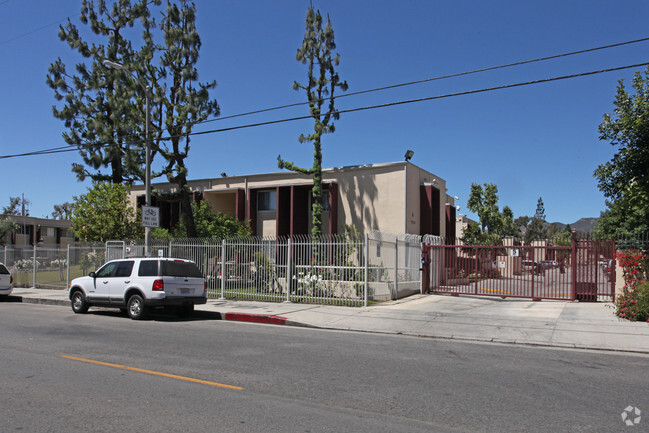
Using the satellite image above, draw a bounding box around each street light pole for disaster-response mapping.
[144,84,151,257]
[102,59,152,256]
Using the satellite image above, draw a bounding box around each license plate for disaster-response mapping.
[181,288,190,295]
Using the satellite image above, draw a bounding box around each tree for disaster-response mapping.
[145,1,219,237]
[594,66,649,235]
[460,221,501,246]
[467,183,503,234]
[277,6,348,236]
[47,0,151,184]
[70,182,142,241]
[171,201,250,239]
[501,205,520,237]
[48,1,219,237]
[52,203,72,220]
[2,196,30,216]
[0,217,19,245]
[524,197,548,243]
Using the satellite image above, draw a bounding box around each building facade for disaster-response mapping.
[128,161,457,238]
[1,215,75,246]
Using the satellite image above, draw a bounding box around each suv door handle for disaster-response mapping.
[124,280,130,284]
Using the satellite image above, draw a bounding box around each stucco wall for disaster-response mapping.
[204,192,236,215]
[257,211,276,237]
[332,164,405,234]
[127,162,452,237]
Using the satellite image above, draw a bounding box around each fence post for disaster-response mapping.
[32,244,37,288]
[571,230,577,301]
[394,239,399,300]
[364,233,369,307]
[220,239,226,300]
[66,244,70,289]
[474,246,479,295]
[285,238,292,303]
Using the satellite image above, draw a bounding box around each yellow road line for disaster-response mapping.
[480,288,510,294]
[60,355,244,390]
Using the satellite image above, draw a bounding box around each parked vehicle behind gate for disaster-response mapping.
[68,258,207,320]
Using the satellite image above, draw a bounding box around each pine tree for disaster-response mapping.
[48,1,219,237]
[47,0,152,184]
[525,197,548,243]
[144,1,219,237]
[277,6,348,236]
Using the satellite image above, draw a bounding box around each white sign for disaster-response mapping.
[510,248,520,257]
[141,206,160,228]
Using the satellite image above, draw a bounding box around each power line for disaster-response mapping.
[3,61,646,160]
[201,36,649,125]
[184,62,649,136]
[63,36,649,145]
[0,13,80,46]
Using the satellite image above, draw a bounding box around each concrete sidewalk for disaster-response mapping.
[7,287,649,354]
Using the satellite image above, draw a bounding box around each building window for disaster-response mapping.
[257,190,276,211]
[322,190,330,211]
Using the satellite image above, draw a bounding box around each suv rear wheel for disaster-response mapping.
[127,294,147,320]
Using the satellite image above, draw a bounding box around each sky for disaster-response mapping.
[1,0,648,226]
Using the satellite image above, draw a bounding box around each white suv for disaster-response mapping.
[69,258,207,320]
[0,263,13,297]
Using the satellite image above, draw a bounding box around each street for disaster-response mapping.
[0,302,647,432]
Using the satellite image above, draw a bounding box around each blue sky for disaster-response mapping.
[1,0,647,225]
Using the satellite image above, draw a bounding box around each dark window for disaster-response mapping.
[257,190,276,211]
[161,261,203,278]
[322,190,330,211]
[0,265,9,275]
[115,261,134,277]
[138,260,159,277]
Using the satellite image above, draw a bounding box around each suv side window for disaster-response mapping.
[138,260,159,277]
[115,261,134,278]
[95,262,118,278]
[0,264,9,275]
[161,260,204,278]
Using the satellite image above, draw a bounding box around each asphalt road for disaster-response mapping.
[0,302,647,432]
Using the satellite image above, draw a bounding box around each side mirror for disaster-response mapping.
[89,271,96,278]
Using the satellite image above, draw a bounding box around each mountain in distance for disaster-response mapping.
[547,217,599,233]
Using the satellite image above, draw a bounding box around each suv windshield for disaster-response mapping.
[161,261,203,278]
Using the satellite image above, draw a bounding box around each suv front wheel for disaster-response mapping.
[127,294,147,320]
[71,290,89,314]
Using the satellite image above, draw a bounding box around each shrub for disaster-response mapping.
[615,281,649,322]
[614,249,648,322]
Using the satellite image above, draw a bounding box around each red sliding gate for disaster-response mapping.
[422,237,615,302]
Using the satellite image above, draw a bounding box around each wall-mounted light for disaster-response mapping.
[404,149,414,161]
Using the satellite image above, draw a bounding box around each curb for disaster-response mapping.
[11,296,69,307]
[224,312,288,325]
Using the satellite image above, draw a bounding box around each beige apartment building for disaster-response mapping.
[127,161,457,238]
[1,215,75,246]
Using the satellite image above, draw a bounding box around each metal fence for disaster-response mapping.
[1,231,428,307]
[424,232,623,302]
[1,243,105,289]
